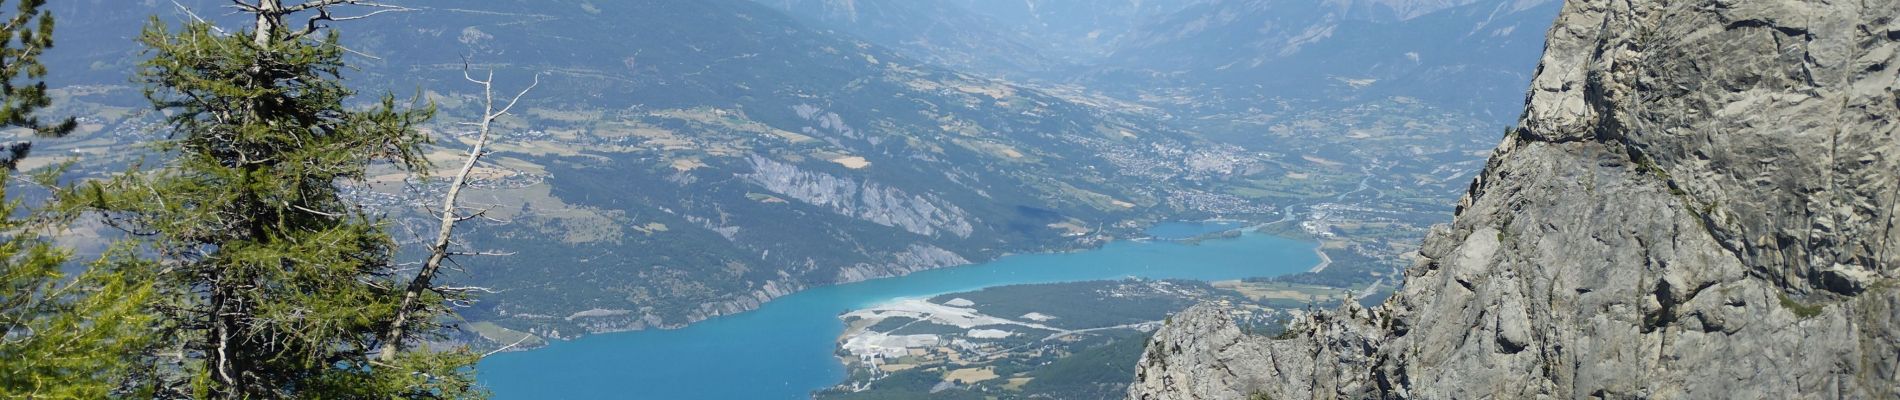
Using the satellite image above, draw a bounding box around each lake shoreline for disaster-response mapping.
[477,221,1267,352]
[1308,243,1333,273]
[478,223,1320,399]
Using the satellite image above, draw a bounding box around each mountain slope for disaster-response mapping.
[1095,0,1562,118]
[38,0,1266,340]
[1130,0,1900,397]
[762,0,1562,119]
[758,0,1063,77]
[757,1,1578,297]
[758,0,1209,78]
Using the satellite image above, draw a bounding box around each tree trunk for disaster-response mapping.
[253,0,283,47]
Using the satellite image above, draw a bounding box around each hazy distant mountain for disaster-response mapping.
[759,0,1204,77]
[41,0,1276,340]
[1098,0,1563,118]
[758,0,1061,77]
[761,0,1560,119]
[1312,0,1493,21]
[938,0,1206,59]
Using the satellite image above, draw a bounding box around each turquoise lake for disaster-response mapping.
[478,225,1318,399]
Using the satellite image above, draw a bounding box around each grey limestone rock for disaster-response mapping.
[744,154,976,238]
[1130,0,1900,398]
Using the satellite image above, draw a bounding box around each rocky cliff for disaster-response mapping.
[1130,0,1900,398]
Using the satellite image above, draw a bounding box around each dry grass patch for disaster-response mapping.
[878,363,918,372]
[671,158,707,172]
[829,156,870,169]
[943,367,998,384]
[1002,377,1033,391]
[466,321,546,349]
[1301,155,1343,167]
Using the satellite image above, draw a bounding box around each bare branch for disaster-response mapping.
[446,251,517,257]
[433,284,497,293]
[285,2,413,41]
[228,0,261,13]
[290,204,343,217]
[379,62,535,361]
[172,0,228,34]
[452,208,489,223]
[492,73,541,118]
[288,5,332,40]
[462,58,486,85]
[282,0,385,14]
[322,42,384,60]
[328,6,409,21]
[241,0,412,45]
[481,335,534,358]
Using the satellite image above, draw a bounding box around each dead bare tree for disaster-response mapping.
[228,0,412,47]
[379,65,537,361]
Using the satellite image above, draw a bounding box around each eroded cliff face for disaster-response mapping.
[745,155,977,238]
[1130,0,1900,398]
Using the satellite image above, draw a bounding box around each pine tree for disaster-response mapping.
[0,185,157,398]
[71,2,484,398]
[0,1,155,397]
[0,0,75,170]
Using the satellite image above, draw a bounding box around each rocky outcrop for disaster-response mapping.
[745,155,976,238]
[834,244,972,283]
[1135,303,1387,399]
[1131,0,1900,398]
